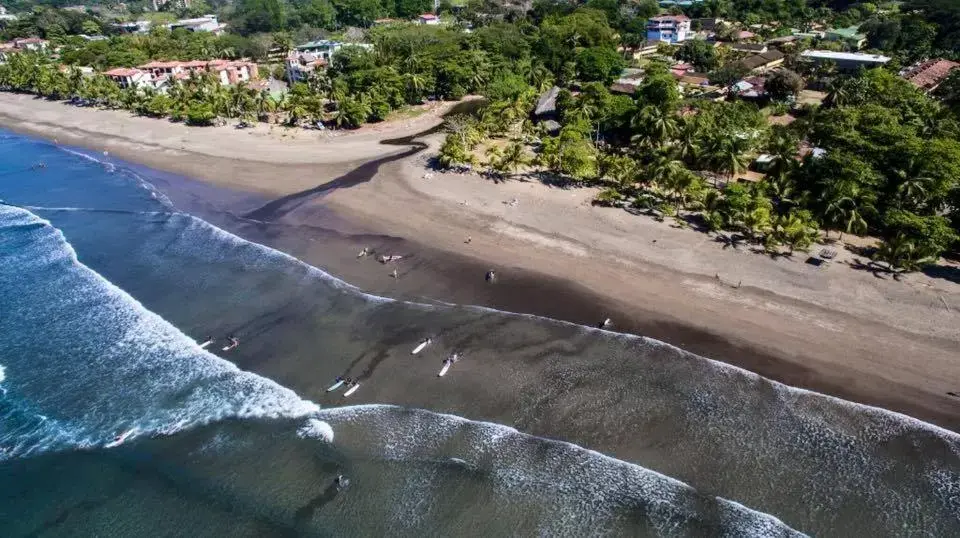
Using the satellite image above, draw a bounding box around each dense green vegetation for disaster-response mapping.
[1,0,959,271]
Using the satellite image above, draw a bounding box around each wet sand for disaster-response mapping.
[1,92,958,433]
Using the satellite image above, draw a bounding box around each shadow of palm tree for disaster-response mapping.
[922,264,960,284]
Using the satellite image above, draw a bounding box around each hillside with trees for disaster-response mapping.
[0,0,958,271]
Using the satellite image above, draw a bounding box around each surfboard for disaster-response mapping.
[326,380,345,392]
[199,339,214,349]
[438,361,452,377]
[343,383,361,397]
[105,428,136,448]
[411,339,431,355]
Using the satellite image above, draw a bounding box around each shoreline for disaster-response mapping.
[1,92,958,432]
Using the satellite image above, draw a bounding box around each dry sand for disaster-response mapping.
[1,92,958,431]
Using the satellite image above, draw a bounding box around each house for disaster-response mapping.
[79,34,108,41]
[285,51,327,82]
[900,59,960,93]
[730,43,768,54]
[825,26,867,50]
[533,86,561,132]
[294,39,345,60]
[113,20,152,34]
[104,67,152,89]
[800,50,890,71]
[646,15,691,44]
[12,37,48,51]
[170,15,226,34]
[735,30,757,41]
[134,60,258,87]
[418,13,440,25]
[738,50,785,73]
[0,43,14,63]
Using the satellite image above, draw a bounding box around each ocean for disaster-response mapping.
[0,129,958,537]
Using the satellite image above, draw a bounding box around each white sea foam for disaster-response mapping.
[0,205,326,459]
[318,404,806,537]
[297,418,334,442]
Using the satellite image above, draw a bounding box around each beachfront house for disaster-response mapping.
[646,15,691,44]
[104,67,152,89]
[800,50,891,72]
[113,60,258,89]
[286,40,373,82]
[900,59,960,93]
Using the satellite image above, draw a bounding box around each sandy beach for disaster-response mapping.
[1,92,958,432]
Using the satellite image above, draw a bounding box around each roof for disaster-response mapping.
[534,86,560,116]
[296,39,342,50]
[733,43,767,52]
[610,83,638,94]
[901,59,960,90]
[105,67,143,77]
[649,15,690,23]
[737,30,756,40]
[800,50,890,63]
[826,26,865,39]
[419,13,438,19]
[739,50,785,70]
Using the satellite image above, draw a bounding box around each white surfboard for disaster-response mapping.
[105,428,136,448]
[411,338,432,355]
[326,380,345,392]
[438,361,452,377]
[343,383,361,397]
[199,339,214,349]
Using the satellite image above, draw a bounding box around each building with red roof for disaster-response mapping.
[900,59,960,93]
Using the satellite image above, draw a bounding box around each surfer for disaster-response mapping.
[598,318,612,329]
[465,236,472,244]
[335,474,350,489]
[391,268,399,279]
[485,270,496,283]
[222,336,239,352]
[357,247,370,258]
[412,337,432,354]
[199,336,215,349]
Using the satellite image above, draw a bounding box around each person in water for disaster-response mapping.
[485,270,496,282]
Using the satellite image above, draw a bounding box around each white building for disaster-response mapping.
[646,15,691,44]
[113,20,152,34]
[104,67,152,89]
[169,15,226,35]
[285,40,373,82]
[800,50,891,72]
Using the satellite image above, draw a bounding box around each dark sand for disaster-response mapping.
[1,97,958,434]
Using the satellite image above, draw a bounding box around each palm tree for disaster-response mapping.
[645,152,685,189]
[497,141,530,176]
[404,72,426,103]
[705,134,750,185]
[823,194,869,240]
[631,106,679,150]
[675,121,700,166]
